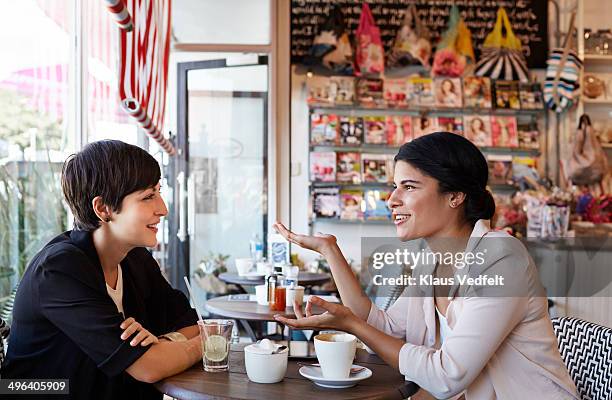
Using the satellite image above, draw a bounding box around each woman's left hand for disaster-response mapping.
[120,317,159,346]
[274,296,359,333]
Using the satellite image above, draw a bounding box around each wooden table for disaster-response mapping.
[219,272,331,293]
[155,344,410,400]
[205,295,329,341]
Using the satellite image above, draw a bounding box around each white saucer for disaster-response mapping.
[299,365,372,389]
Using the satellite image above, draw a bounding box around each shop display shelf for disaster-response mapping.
[309,105,545,117]
[310,181,393,189]
[309,218,392,225]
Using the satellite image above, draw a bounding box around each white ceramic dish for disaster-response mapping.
[298,365,372,389]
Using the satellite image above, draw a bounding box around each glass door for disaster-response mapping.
[169,56,268,302]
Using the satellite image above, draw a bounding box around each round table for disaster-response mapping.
[205,294,331,342]
[154,343,413,400]
[205,295,329,321]
[218,272,330,293]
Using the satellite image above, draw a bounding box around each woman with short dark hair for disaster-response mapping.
[275,132,578,399]
[3,140,201,400]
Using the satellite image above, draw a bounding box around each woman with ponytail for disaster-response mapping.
[274,132,578,399]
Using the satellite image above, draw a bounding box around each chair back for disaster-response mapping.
[551,317,612,400]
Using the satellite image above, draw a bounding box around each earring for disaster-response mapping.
[450,202,457,208]
[105,217,111,222]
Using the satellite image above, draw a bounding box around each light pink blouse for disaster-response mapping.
[366,220,579,399]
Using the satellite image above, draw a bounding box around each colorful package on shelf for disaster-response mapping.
[355,2,385,77]
[487,154,513,185]
[519,82,545,110]
[307,76,334,105]
[512,156,540,190]
[340,189,364,220]
[437,116,464,136]
[357,78,385,107]
[310,113,339,145]
[410,77,435,106]
[492,192,527,237]
[434,77,463,108]
[383,78,410,107]
[540,205,570,239]
[339,116,364,145]
[464,115,492,147]
[309,152,336,182]
[463,76,493,109]
[364,189,392,220]
[364,116,387,144]
[575,193,611,224]
[362,153,392,183]
[385,116,412,145]
[336,152,361,184]
[490,116,518,147]
[494,80,521,109]
[517,122,540,149]
[313,187,341,219]
[412,116,439,139]
[523,194,545,238]
[330,76,356,105]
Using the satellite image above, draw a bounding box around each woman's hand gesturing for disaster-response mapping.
[273,222,337,255]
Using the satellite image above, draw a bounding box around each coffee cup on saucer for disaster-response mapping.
[314,332,357,379]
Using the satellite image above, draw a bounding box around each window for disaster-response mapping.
[0,0,75,305]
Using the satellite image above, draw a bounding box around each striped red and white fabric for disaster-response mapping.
[104,0,133,31]
[118,0,175,155]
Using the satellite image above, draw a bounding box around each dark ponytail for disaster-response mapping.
[394,132,495,225]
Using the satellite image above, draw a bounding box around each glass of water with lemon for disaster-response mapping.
[198,319,234,372]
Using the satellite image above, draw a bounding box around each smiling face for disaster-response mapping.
[387,161,457,241]
[108,183,168,248]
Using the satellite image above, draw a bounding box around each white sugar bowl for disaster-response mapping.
[244,339,288,384]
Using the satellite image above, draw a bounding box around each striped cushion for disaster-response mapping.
[551,317,612,400]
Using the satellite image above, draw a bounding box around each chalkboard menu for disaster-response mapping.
[291,0,548,68]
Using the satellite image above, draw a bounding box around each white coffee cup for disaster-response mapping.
[314,332,357,379]
[235,258,253,276]
[285,285,305,307]
[244,342,288,383]
[255,284,268,305]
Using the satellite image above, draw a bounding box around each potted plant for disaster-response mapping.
[192,252,232,296]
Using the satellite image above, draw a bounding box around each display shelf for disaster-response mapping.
[583,54,612,61]
[310,144,540,156]
[582,98,612,104]
[309,104,545,117]
[310,218,392,225]
[311,181,392,189]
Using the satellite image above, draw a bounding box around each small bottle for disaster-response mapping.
[250,234,264,262]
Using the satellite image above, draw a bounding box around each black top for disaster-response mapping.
[2,230,198,399]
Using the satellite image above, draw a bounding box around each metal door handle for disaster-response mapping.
[177,171,187,242]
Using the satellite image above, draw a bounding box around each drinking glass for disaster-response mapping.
[198,319,234,372]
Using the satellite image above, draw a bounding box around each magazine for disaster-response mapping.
[494,80,520,109]
[383,78,410,108]
[307,76,333,105]
[410,77,435,107]
[312,187,340,219]
[385,116,412,145]
[412,116,439,139]
[309,152,336,182]
[519,82,545,110]
[356,78,385,108]
[487,154,513,185]
[364,116,387,145]
[464,115,492,147]
[339,116,364,145]
[512,156,538,182]
[310,113,339,145]
[364,189,392,220]
[330,76,356,105]
[490,116,518,147]
[336,152,361,184]
[517,122,540,149]
[434,77,463,108]
[437,117,464,135]
[362,153,392,183]
[463,76,492,109]
[340,189,364,220]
